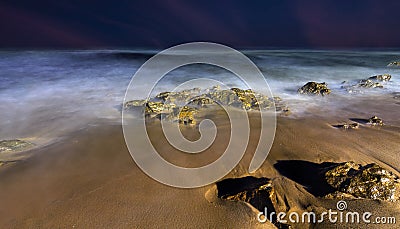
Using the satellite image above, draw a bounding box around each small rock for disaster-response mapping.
[324,191,356,200]
[358,79,383,88]
[368,116,384,126]
[387,61,400,67]
[369,74,391,81]
[0,139,34,153]
[124,99,147,109]
[298,82,331,96]
[178,106,197,125]
[336,123,359,129]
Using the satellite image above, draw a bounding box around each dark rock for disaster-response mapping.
[369,74,391,81]
[124,99,147,109]
[298,82,331,96]
[334,123,359,129]
[368,116,383,126]
[325,162,400,201]
[216,176,291,228]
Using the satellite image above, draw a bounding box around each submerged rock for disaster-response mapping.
[368,116,384,126]
[298,82,331,96]
[369,74,391,81]
[0,139,34,153]
[124,99,147,109]
[325,162,400,201]
[342,74,392,93]
[387,61,400,67]
[357,79,383,88]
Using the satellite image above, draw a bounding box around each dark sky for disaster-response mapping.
[1,0,400,48]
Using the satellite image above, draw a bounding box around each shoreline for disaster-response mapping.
[0,106,399,227]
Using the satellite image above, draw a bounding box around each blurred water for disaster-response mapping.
[0,49,399,141]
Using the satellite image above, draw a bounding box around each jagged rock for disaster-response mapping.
[298,82,331,96]
[124,86,290,123]
[358,79,383,88]
[387,61,400,67]
[335,123,359,129]
[216,176,290,228]
[369,74,391,81]
[325,162,400,201]
[325,161,360,189]
[368,116,383,126]
[178,106,197,125]
[0,139,34,153]
[188,96,214,107]
[341,74,391,93]
[124,99,147,109]
[145,102,176,117]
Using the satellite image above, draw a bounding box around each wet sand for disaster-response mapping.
[0,96,400,228]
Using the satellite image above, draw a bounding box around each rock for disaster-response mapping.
[216,176,291,228]
[325,162,400,201]
[0,139,34,153]
[325,161,360,189]
[335,123,359,129]
[144,102,176,119]
[369,74,391,81]
[124,86,290,122]
[368,116,383,126]
[324,191,356,200]
[387,61,400,67]
[357,79,383,88]
[188,96,214,107]
[298,82,331,96]
[124,99,147,109]
[178,106,197,125]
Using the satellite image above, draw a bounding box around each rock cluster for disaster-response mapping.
[124,86,290,125]
[324,162,400,201]
[297,82,331,96]
[341,74,392,93]
[0,139,34,153]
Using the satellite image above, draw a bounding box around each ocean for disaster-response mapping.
[0,49,399,142]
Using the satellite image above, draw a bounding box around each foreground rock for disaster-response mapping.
[298,82,331,96]
[324,162,400,201]
[0,139,34,153]
[124,86,290,125]
[217,176,290,228]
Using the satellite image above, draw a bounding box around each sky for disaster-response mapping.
[1,0,400,49]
